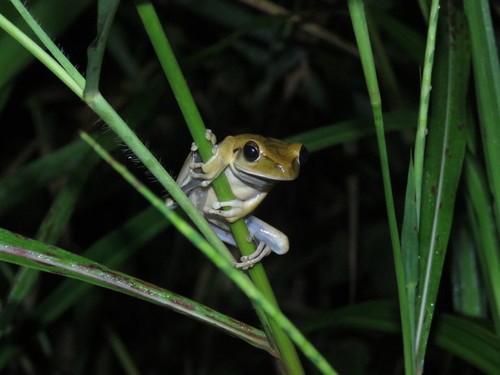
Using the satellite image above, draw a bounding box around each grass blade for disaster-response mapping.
[0,76,163,215]
[0,226,272,355]
[415,0,470,369]
[0,207,171,366]
[451,224,487,318]
[347,1,413,373]
[84,0,121,97]
[465,156,500,333]
[464,0,500,239]
[105,326,141,375]
[0,149,97,333]
[414,0,440,216]
[286,109,416,151]
[401,159,419,355]
[8,0,85,89]
[0,0,91,89]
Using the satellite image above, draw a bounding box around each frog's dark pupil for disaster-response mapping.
[243,142,259,162]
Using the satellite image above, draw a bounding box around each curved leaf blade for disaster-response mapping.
[0,226,272,354]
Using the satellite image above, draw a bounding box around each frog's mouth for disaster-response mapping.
[230,164,278,189]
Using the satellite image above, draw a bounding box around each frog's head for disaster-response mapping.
[231,134,308,181]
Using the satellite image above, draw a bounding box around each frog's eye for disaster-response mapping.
[299,145,309,165]
[243,141,260,162]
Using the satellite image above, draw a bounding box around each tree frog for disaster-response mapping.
[168,130,308,269]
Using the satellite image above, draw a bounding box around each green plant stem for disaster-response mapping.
[134,2,304,373]
[413,0,440,219]
[347,1,414,374]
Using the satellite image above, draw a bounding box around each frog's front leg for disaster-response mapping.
[190,135,235,187]
[205,192,267,223]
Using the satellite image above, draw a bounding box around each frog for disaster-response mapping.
[167,129,308,269]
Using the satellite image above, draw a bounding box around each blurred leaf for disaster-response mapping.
[303,300,500,375]
[286,109,416,152]
[0,149,97,333]
[0,82,13,114]
[464,0,500,240]
[416,0,471,366]
[85,0,121,97]
[465,156,500,332]
[0,76,164,215]
[371,9,425,63]
[451,223,487,318]
[0,207,169,365]
[105,326,141,375]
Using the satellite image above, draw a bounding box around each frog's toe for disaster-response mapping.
[190,171,210,181]
[213,200,245,209]
[205,129,217,145]
[190,162,204,170]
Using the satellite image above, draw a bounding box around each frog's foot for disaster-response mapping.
[205,129,217,145]
[235,242,272,270]
[190,142,198,152]
[189,158,219,186]
[205,200,246,223]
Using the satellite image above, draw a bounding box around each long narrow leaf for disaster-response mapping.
[0,0,91,89]
[85,0,121,97]
[451,223,487,318]
[415,1,471,369]
[465,156,500,333]
[0,150,97,332]
[464,0,500,240]
[0,75,164,215]
[347,1,413,373]
[401,159,418,355]
[0,227,271,354]
[414,0,441,215]
[287,111,416,151]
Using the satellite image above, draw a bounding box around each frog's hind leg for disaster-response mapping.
[209,224,237,247]
[235,242,272,270]
[244,216,290,255]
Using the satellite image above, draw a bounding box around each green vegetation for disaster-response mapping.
[0,0,498,373]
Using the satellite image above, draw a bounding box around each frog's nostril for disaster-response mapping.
[298,145,309,165]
